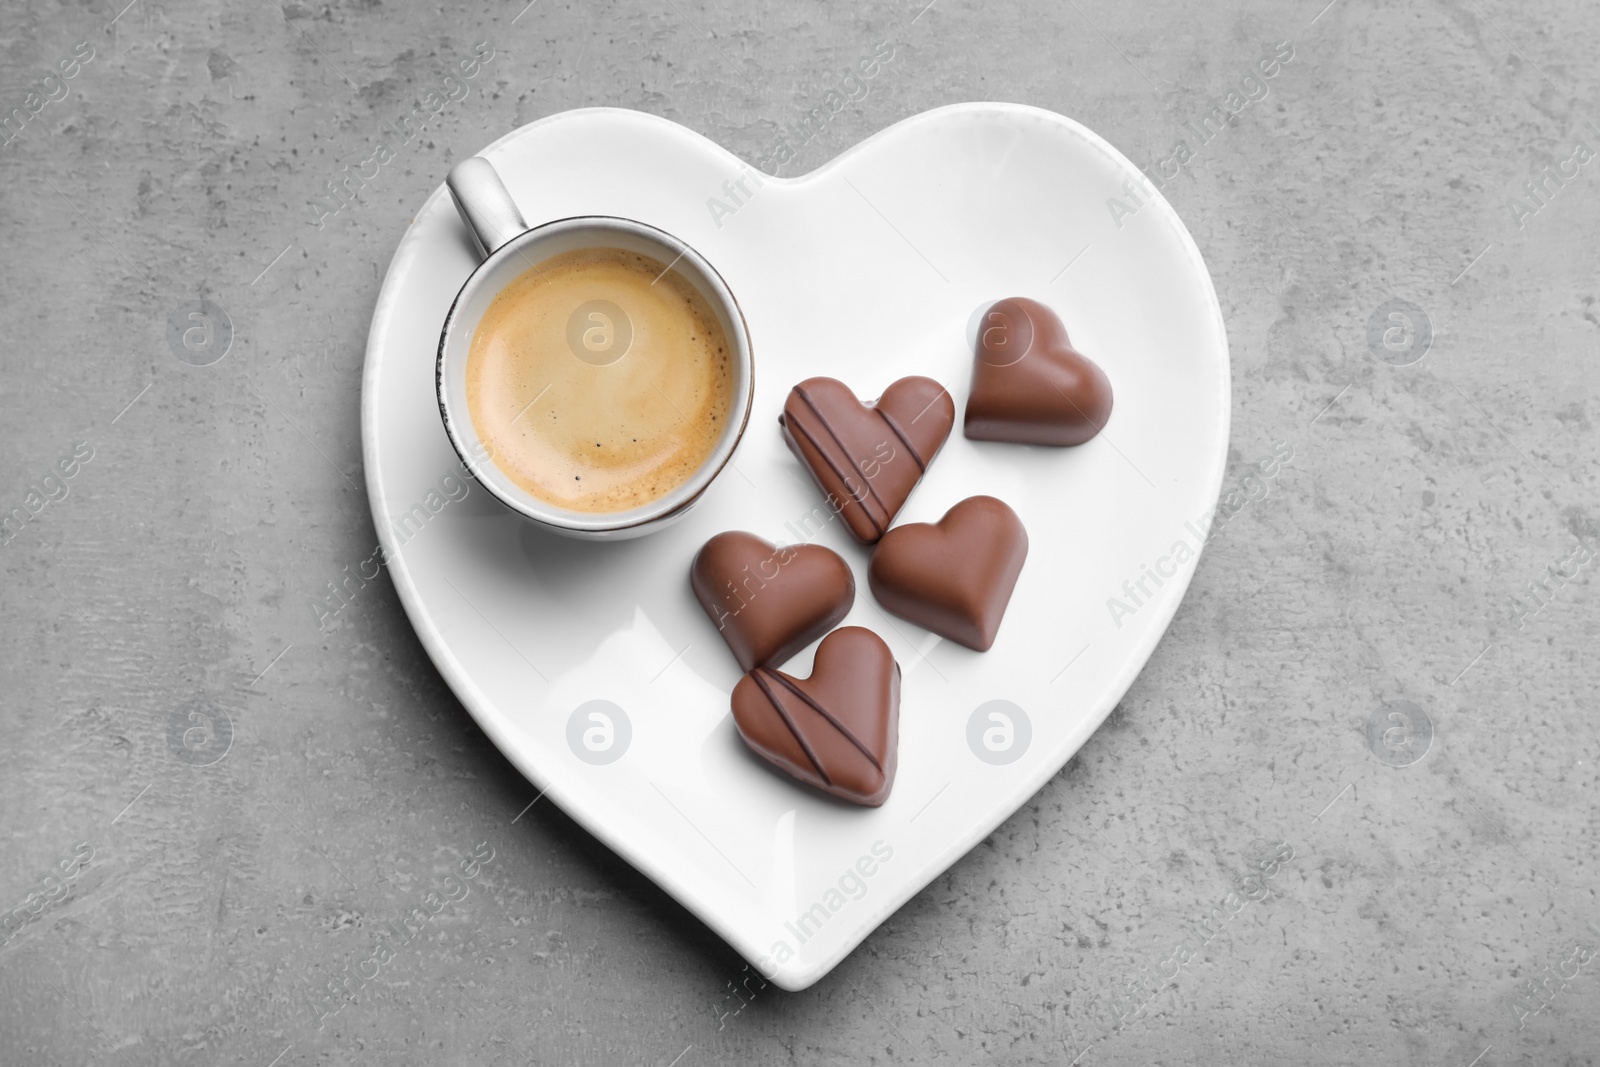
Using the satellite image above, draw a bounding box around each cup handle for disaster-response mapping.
[446,157,528,259]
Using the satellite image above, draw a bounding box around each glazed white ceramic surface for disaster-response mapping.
[361,104,1230,991]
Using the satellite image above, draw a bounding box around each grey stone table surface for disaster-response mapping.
[2,0,1597,1063]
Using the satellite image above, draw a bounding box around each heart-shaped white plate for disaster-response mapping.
[361,104,1229,990]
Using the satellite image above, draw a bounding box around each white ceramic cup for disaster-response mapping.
[437,157,754,540]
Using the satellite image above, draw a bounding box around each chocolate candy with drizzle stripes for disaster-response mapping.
[730,626,900,806]
[778,376,955,545]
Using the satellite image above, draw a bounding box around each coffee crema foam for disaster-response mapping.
[466,247,735,513]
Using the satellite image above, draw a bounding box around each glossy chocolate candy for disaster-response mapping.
[779,376,954,545]
[691,531,854,671]
[730,626,900,806]
[868,495,1028,652]
[965,297,1113,446]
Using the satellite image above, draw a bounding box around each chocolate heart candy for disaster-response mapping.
[691,531,855,672]
[730,626,900,807]
[779,376,954,545]
[868,495,1028,652]
[964,297,1113,446]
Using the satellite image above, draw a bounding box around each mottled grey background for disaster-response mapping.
[2,0,1598,1063]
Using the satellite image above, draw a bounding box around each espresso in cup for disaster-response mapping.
[465,247,736,514]
[440,159,753,538]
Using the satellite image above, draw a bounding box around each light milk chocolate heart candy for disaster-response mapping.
[779,376,954,545]
[965,297,1113,446]
[868,495,1028,652]
[731,626,900,807]
[690,531,854,672]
